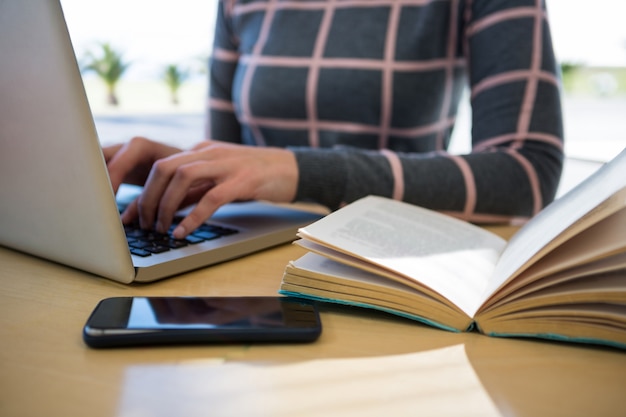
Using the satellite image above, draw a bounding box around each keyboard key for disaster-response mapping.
[130,248,151,257]
[166,239,189,249]
[143,245,170,254]
[191,230,220,240]
[124,220,239,257]
[184,235,204,244]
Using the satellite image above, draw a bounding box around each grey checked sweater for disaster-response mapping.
[207,0,564,223]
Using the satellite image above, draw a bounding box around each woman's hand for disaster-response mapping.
[118,140,299,238]
[103,136,183,194]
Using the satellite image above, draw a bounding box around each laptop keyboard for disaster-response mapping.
[123,216,238,257]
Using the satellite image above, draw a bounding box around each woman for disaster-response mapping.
[105,0,564,239]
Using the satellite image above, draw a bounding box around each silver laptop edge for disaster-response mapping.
[0,1,136,283]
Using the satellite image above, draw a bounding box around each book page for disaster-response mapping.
[484,149,626,300]
[298,196,506,317]
[480,268,626,320]
[284,252,473,330]
[484,206,626,308]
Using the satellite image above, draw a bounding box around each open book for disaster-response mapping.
[280,148,626,349]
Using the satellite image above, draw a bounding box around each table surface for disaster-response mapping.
[1,224,626,417]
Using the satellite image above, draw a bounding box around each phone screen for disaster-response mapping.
[83,296,321,348]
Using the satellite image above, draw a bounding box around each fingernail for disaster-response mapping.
[173,225,186,239]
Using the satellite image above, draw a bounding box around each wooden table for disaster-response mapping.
[1,225,625,416]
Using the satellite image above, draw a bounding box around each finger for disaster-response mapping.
[102,143,123,163]
[106,137,183,195]
[172,181,242,239]
[137,151,209,230]
[120,198,139,225]
[179,182,216,208]
[155,161,223,234]
[136,160,173,230]
[106,140,148,194]
[191,140,214,151]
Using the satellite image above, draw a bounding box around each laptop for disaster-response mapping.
[0,1,323,283]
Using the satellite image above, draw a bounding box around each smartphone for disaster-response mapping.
[83,296,322,348]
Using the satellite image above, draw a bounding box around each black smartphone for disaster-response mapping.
[83,296,322,348]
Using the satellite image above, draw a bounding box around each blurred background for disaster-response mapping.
[60,0,626,194]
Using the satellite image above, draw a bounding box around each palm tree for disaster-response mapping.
[81,43,130,106]
[560,61,582,93]
[163,64,189,105]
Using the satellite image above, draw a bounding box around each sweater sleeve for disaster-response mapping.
[294,0,564,222]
